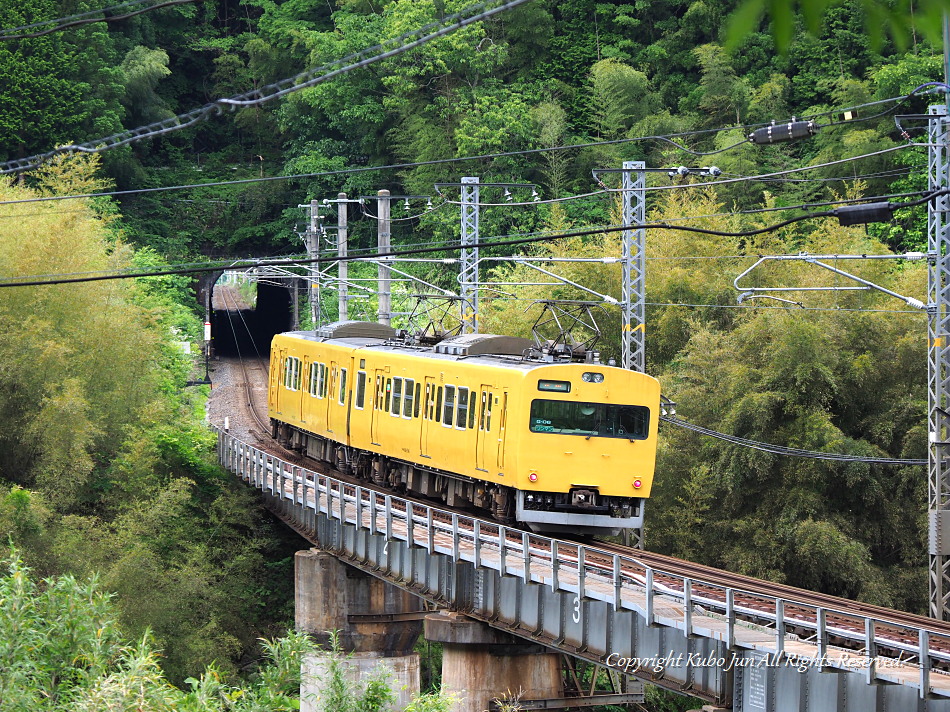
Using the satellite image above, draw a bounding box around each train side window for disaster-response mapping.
[403,379,415,418]
[355,371,367,409]
[443,386,455,427]
[338,368,347,405]
[435,387,443,423]
[468,390,476,429]
[284,357,301,391]
[414,382,422,418]
[391,378,403,416]
[456,387,469,430]
[316,363,326,399]
[485,395,493,431]
[385,378,392,413]
[375,375,383,410]
[307,364,317,396]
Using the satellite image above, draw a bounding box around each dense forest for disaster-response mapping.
[0,0,946,701]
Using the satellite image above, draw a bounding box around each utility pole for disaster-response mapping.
[378,190,392,326]
[929,104,950,620]
[621,161,647,373]
[338,192,349,322]
[460,176,480,333]
[309,199,321,328]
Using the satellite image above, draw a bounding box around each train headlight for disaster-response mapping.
[582,372,604,383]
[528,473,538,482]
[633,479,642,489]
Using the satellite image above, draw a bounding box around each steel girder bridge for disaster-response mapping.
[216,427,950,712]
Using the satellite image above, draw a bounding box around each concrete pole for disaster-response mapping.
[338,192,348,322]
[377,190,392,326]
[292,279,300,331]
[309,199,321,329]
[296,549,422,711]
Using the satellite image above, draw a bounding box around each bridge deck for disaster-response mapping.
[216,427,950,711]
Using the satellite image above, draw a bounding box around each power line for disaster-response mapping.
[0,203,931,288]
[0,0,199,40]
[661,415,925,465]
[0,0,532,175]
[0,142,920,211]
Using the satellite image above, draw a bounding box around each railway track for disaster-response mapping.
[216,287,272,437]
[209,300,949,678]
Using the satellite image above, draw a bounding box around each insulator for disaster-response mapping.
[833,202,895,226]
[748,120,819,144]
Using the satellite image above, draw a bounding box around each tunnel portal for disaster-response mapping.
[211,281,294,358]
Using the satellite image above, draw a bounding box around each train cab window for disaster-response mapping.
[384,378,392,413]
[403,379,415,418]
[443,386,455,427]
[338,368,347,405]
[414,382,422,418]
[468,391,476,429]
[391,378,403,416]
[435,387,443,423]
[456,387,469,430]
[355,371,367,409]
[529,400,650,439]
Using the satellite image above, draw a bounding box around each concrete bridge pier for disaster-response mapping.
[296,549,423,711]
[424,612,562,712]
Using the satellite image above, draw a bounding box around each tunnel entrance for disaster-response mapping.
[211,281,294,358]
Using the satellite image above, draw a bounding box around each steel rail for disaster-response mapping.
[215,428,950,697]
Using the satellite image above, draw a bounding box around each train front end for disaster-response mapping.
[514,362,661,535]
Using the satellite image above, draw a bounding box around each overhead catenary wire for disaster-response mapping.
[4,195,946,289]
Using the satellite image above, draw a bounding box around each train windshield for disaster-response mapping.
[529,399,649,440]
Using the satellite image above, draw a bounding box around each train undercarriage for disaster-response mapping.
[271,419,644,535]
[272,419,516,522]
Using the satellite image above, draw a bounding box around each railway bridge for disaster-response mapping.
[215,427,950,712]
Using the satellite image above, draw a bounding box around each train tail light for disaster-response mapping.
[633,479,642,489]
[528,473,538,482]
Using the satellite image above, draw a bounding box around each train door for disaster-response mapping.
[326,362,339,435]
[270,347,286,414]
[420,376,437,458]
[299,357,310,424]
[370,369,386,445]
[314,359,330,432]
[327,360,349,438]
[496,391,509,469]
[475,386,493,472]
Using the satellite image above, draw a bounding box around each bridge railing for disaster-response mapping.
[215,426,950,699]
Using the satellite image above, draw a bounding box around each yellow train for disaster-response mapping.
[268,321,661,534]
